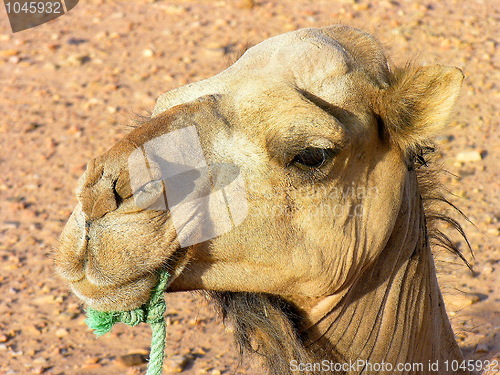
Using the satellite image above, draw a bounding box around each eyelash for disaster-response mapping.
[291,147,335,170]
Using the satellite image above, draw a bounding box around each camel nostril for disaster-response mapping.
[87,187,118,220]
[76,155,124,221]
[78,176,120,221]
[112,179,124,207]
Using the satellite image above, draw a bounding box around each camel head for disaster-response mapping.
[56,25,466,373]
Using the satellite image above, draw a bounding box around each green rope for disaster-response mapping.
[85,271,171,375]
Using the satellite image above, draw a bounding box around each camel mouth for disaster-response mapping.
[68,246,191,312]
[160,246,191,291]
[55,201,190,311]
[70,274,157,311]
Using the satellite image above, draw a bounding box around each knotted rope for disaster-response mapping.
[85,271,171,375]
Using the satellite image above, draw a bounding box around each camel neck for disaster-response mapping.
[300,173,467,374]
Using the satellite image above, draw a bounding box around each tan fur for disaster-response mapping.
[55,26,469,374]
[376,64,464,150]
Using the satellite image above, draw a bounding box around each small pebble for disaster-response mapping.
[55,328,69,337]
[83,356,100,365]
[31,366,47,374]
[143,49,154,57]
[66,54,91,65]
[159,5,186,14]
[0,49,19,57]
[81,362,102,369]
[8,56,20,64]
[237,0,255,9]
[164,354,192,373]
[443,292,482,312]
[116,353,148,367]
[456,150,483,162]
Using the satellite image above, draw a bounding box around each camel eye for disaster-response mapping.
[292,147,332,169]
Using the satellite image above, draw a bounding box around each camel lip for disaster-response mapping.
[66,247,189,311]
[70,276,155,311]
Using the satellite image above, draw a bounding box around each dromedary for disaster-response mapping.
[56,25,471,374]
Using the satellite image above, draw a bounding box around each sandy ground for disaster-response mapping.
[0,0,498,374]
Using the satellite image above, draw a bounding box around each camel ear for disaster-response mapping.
[378,64,464,149]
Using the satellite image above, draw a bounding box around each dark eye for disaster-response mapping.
[291,147,332,169]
